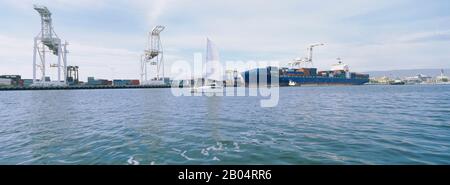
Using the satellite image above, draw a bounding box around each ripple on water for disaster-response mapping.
[0,86,450,164]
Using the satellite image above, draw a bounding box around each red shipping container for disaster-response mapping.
[19,79,24,87]
[131,80,140,85]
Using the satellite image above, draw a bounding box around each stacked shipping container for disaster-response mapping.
[113,79,140,86]
[87,77,109,86]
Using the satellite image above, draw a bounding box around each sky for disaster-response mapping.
[0,0,449,81]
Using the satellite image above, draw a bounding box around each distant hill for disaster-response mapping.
[364,68,450,78]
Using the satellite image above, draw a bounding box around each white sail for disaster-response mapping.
[190,38,224,94]
[205,38,223,82]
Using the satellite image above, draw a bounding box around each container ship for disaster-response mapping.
[243,60,369,87]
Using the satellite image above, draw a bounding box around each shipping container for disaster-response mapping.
[294,68,318,76]
[131,80,140,85]
[87,77,109,86]
[0,78,12,86]
[23,79,33,87]
[308,68,317,76]
[0,75,22,86]
[113,79,137,86]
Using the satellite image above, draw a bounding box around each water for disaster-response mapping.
[1,85,449,164]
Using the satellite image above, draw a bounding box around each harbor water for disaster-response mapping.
[0,85,449,164]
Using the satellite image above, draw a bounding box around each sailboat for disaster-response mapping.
[191,38,224,94]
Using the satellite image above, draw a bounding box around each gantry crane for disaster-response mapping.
[141,26,165,85]
[66,66,79,85]
[32,5,69,87]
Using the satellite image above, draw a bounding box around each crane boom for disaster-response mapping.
[307,43,324,64]
[288,43,325,68]
[32,4,69,86]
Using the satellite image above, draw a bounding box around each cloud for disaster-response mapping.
[147,0,170,24]
[1,0,450,79]
[398,30,450,43]
[2,0,108,10]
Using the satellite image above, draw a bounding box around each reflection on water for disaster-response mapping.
[206,96,222,142]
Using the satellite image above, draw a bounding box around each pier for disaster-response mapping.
[0,85,171,91]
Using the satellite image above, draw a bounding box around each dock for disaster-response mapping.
[0,85,171,91]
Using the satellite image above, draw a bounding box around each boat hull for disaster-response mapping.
[242,67,369,87]
[279,76,369,86]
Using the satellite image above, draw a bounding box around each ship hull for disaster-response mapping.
[242,67,369,87]
[279,76,369,86]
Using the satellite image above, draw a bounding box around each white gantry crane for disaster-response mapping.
[140,25,166,85]
[289,43,325,68]
[32,5,69,87]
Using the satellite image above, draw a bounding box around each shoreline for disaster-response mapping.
[2,83,449,91]
[0,85,171,91]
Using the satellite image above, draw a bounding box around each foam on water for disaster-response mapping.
[201,149,209,156]
[127,156,139,165]
[233,142,240,152]
[181,151,194,161]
